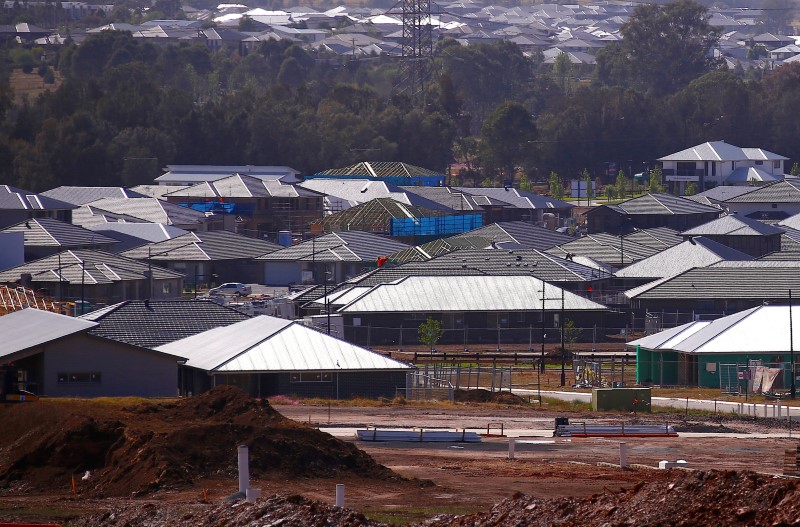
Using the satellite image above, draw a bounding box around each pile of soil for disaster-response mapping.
[0,386,397,497]
[64,470,800,527]
[422,470,800,527]
[454,389,527,405]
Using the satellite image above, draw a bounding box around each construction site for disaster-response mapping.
[1,385,800,526]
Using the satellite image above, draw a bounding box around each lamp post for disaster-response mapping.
[560,275,566,387]
[791,289,796,399]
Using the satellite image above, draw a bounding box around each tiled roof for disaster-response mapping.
[164,174,321,199]
[398,186,506,212]
[314,161,444,178]
[40,186,146,205]
[547,233,658,266]
[730,180,800,204]
[121,230,281,261]
[82,299,251,348]
[0,249,183,285]
[681,214,785,237]
[658,141,786,162]
[759,231,800,260]
[627,266,800,300]
[622,227,684,250]
[615,237,752,279]
[688,186,758,203]
[605,193,722,216]
[78,197,207,226]
[257,231,411,262]
[451,221,574,250]
[0,185,76,211]
[0,218,118,247]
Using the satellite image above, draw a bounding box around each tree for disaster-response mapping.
[582,168,594,203]
[549,171,565,200]
[418,318,443,354]
[552,52,574,94]
[595,0,721,96]
[649,166,664,194]
[685,182,698,196]
[563,320,581,350]
[792,163,800,177]
[615,170,628,200]
[479,101,536,183]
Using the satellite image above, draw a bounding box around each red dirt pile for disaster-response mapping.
[421,469,800,527]
[0,386,396,497]
[454,389,527,405]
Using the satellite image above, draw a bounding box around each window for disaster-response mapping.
[755,160,763,166]
[290,372,332,383]
[162,282,172,294]
[774,161,781,169]
[58,372,101,383]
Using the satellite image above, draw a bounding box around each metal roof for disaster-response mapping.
[681,214,784,237]
[40,186,147,205]
[0,185,76,211]
[452,186,574,210]
[626,320,711,351]
[0,308,97,359]
[0,218,118,248]
[155,316,411,372]
[615,237,752,279]
[630,305,800,355]
[657,141,787,162]
[724,167,782,184]
[336,275,608,313]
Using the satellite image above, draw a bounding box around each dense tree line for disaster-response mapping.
[0,0,798,192]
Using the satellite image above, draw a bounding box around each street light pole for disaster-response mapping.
[791,289,796,399]
[541,283,546,374]
[560,278,566,387]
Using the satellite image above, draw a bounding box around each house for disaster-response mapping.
[298,179,452,217]
[723,180,800,219]
[0,309,184,397]
[72,197,219,232]
[657,141,788,193]
[81,299,251,348]
[679,214,784,257]
[86,222,189,252]
[0,185,76,229]
[585,193,722,234]
[0,218,119,261]
[120,230,281,287]
[0,249,184,306]
[163,174,324,241]
[155,316,412,398]
[628,305,799,388]
[452,186,574,226]
[40,186,147,206]
[154,165,300,186]
[257,231,411,286]
[330,274,609,346]
[306,161,446,187]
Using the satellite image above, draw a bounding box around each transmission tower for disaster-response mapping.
[397,0,433,98]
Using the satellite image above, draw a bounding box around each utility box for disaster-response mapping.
[592,387,651,412]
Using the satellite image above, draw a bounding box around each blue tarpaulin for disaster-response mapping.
[390,214,482,236]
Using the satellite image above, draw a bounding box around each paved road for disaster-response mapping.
[524,390,800,420]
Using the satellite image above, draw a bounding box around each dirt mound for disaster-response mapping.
[454,389,527,405]
[420,470,800,527]
[0,386,396,497]
[68,493,385,527]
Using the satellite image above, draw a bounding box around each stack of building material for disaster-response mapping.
[783,444,800,476]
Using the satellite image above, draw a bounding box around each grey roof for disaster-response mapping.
[725,167,782,184]
[451,221,574,250]
[0,185,76,211]
[626,266,800,300]
[257,231,411,262]
[760,231,800,260]
[615,237,752,279]
[0,249,183,285]
[155,315,411,372]
[155,165,300,184]
[299,179,450,212]
[71,204,152,228]
[0,308,97,359]
[547,233,659,266]
[601,193,722,216]
[621,227,684,250]
[121,231,281,261]
[164,174,321,199]
[681,214,785,237]
[40,186,147,206]
[80,197,207,226]
[336,275,608,313]
[129,185,190,200]
[728,180,800,203]
[82,299,251,348]
[0,218,118,248]
[453,186,574,210]
[397,186,508,212]
[658,141,787,162]
[87,223,188,244]
[688,186,759,203]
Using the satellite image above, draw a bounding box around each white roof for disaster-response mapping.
[0,309,97,359]
[628,305,800,355]
[659,141,789,162]
[627,320,710,350]
[156,316,411,372]
[337,275,608,313]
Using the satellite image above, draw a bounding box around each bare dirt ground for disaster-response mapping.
[1,388,798,526]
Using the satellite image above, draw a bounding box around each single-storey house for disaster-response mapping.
[0,309,184,397]
[155,315,412,399]
[585,193,722,234]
